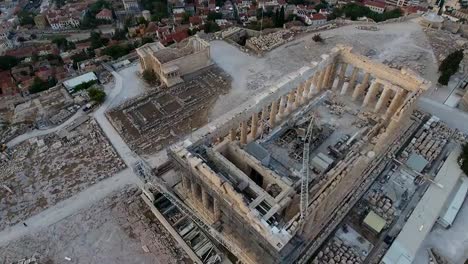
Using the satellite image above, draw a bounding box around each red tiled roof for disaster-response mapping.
[364,0,386,9]
[310,13,326,20]
[96,8,113,19]
[189,15,203,24]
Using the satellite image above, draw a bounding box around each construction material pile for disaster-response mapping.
[246,30,293,51]
[312,238,365,264]
[367,190,396,224]
[401,117,452,163]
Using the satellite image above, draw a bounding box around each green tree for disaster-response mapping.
[0,56,19,70]
[207,11,223,21]
[204,21,221,33]
[142,69,159,85]
[18,11,35,26]
[438,49,464,85]
[101,44,134,59]
[29,77,57,94]
[52,37,75,51]
[87,87,106,103]
[182,13,191,24]
[112,29,127,40]
[459,143,468,175]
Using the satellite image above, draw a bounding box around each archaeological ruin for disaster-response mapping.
[136,36,212,87]
[143,45,431,264]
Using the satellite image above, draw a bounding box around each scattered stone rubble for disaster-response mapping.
[0,118,125,230]
[246,30,294,52]
[312,238,365,264]
[401,117,453,163]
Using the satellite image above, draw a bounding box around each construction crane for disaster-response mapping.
[300,116,318,223]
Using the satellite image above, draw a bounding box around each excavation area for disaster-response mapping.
[0,117,125,231]
[107,66,231,155]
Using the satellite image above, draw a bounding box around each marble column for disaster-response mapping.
[340,82,350,95]
[294,85,304,108]
[213,198,221,219]
[278,95,287,118]
[336,63,348,91]
[327,62,338,88]
[385,89,406,120]
[230,128,236,141]
[240,120,247,144]
[190,180,197,200]
[374,86,393,113]
[251,113,258,139]
[363,81,381,107]
[316,70,325,92]
[261,106,269,121]
[202,188,209,209]
[321,64,332,90]
[347,67,360,94]
[269,100,278,127]
[352,72,370,101]
[308,72,319,98]
[286,91,295,113]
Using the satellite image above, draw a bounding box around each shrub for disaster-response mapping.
[312,34,323,42]
[142,69,159,85]
[87,87,106,103]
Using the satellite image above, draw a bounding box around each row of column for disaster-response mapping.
[233,63,336,145]
[330,62,409,119]
[182,176,221,220]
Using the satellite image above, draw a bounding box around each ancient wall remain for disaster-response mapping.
[163,48,212,77]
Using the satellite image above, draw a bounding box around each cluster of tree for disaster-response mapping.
[52,37,76,51]
[207,11,223,21]
[71,51,93,69]
[80,0,113,29]
[87,87,106,103]
[29,77,57,94]
[438,49,464,85]
[101,44,134,59]
[458,143,468,176]
[18,11,35,26]
[204,21,221,33]
[51,0,66,8]
[142,69,159,85]
[140,0,169,22]
[328,3,402,22]
[73,80,97,92]
[90,31,110,50]
[0,55,20,71]
[255,6,289,29]
[112,29,127,41]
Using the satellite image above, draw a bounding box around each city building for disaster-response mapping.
[385,0,409,7]
[136,36,212,87]
[96,8,113,21]
[142,45,431,264]
[45,3,87,30]
[309,13,327,26]
[122,0,139,11]
[63,72,98,93]
[365,0,386,13]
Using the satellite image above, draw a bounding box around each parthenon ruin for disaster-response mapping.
[145,45,430,264]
